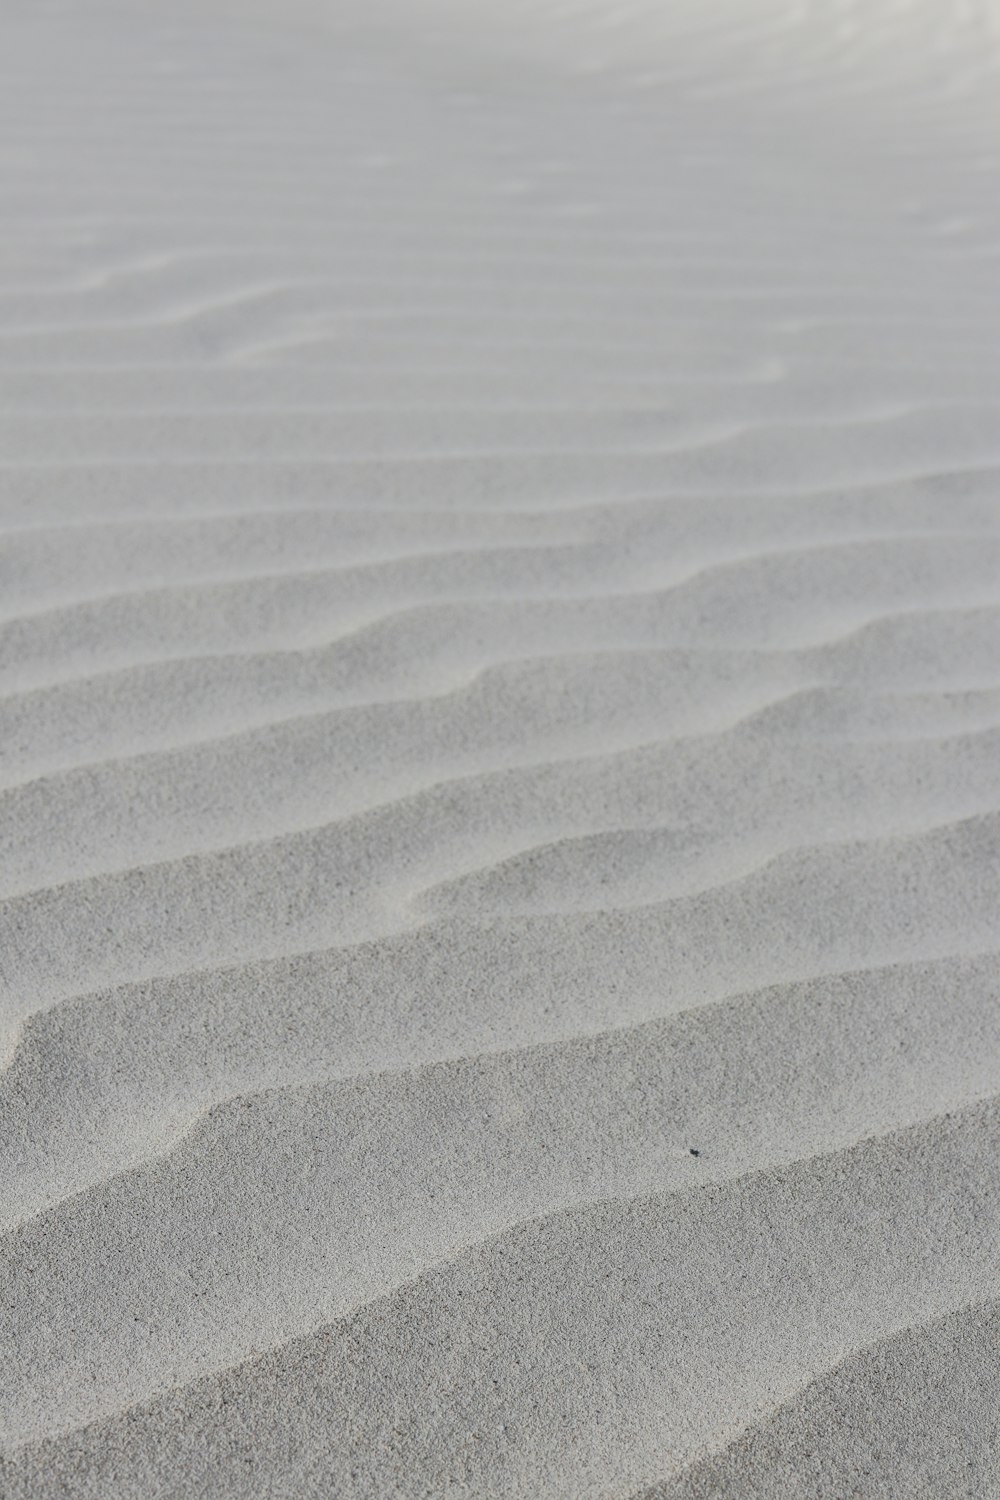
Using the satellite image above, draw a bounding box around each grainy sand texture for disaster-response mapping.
[2,0,1000,1495]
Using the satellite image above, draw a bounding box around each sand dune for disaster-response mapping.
[644,1300,1000,1498]
[2,0,999,1494]
[2,1105,997,1494]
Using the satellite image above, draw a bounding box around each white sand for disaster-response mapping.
[2,0,999,1494]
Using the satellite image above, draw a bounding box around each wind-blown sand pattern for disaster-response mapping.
[2,0,1000,1495]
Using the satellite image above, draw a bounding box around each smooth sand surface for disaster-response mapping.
[2,0,1000,1495]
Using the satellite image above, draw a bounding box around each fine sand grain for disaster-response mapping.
[2,0,999,1495]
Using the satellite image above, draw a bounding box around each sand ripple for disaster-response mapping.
[2,0,999,1493]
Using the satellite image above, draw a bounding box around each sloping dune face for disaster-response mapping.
[2,0,999,1495]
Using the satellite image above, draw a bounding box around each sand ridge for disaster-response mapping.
[2,0,999,1494]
